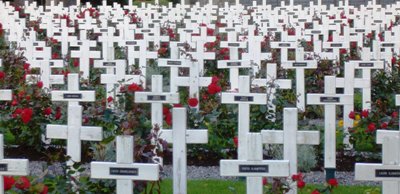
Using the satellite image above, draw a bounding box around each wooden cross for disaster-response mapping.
[46,74,102,166]
[134,75,180,127]
[261,108,320,194]
[307,76,353,180]
[26,59,65,89]
[0,134,29,194]
[281,48,317,111]
[52,19,77,57]
[164,108,208,194]
[253,63,292,120]
[91,135,159,194]
[189,27,216,74]
[221,76,268,160]
[220,133,289,194]
[355,131,400,194]
[70,30,101,79]
[219,27,249,90]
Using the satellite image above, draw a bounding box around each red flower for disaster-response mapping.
[381,122,388,129]
[0,71,5,79]
[37,81,43,88]
[223,55,230,60]
[287,28,295,36]
[392,57,397,65]
[4,176,15,190]
[340,49,347,55]
[15,176,30,190]
[165,112,172,126]
[361,110,369,118]
[158,47,168,55]
[40,185,48,194]
[12,108,23,118]
[211,76,219,84]
[43,107,52,116]
[25,95,31,101]
[311,190,321,194]
[262,177,268,185]
[291,173,303,181]
[23,63,30,70]
[207,28,214,36]
[393,111,398,118]
[73,59,79,67]
[163,107,170,115]
[297,180,306,188]
[328,35,333,42]
[107,96,113,103]
[187,98,198,107]
[328,178,339,187]
[55,111,62,120]
[367,123,376,132]
[233,136,238,147]
[52,53,59,59]
[127,83,143,92]
[11,100,18,106]
[219,48,229,55]
[21,108,33,124]
[348,111,355,119]
[207,83,221,95]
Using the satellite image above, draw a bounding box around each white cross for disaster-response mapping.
[261,108,320,194]
[134,75,180,127]
[281,48,317,111]
[253,63,292,120]
[131,40,158,88]
[189,27,216,74]
[52,19,77,57]
[307,76,353,180]
[0,134,29,194]
[221,76,267,160]
[46,74,102,166]
[26,59,65,89]
[220,133,289,194]
[70,30,101,79]
[241,25,271,74]
[355,131,400,194]
[91,135,159,194]
[270,41,297,63]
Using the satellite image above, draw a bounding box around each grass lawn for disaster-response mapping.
[148,179,380,194]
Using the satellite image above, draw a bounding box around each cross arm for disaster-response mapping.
[221,93,267,105]
[355,163,400,181]
[160,129,208,143]
[218,60,252,68]
[281,61,318,69]
[51,91,96,102]
[0,159,29,176]
[306,94,353,105]
[46,125,103,141]
[260,130,319,144]
[135,92,180,103]
[157,59,192,67]
[0,90,12,101]
[91,162,159,181]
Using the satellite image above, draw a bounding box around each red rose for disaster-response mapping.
[207,83,221,95]
[41,185,48,194]
[52,53,59,59]
[73,59,79,67]
[392,111,398,118]
[311,190,321,194]
[211,76,219,84]
[21,108,33,124]
[233,136,238,147]
[165,112,172,126]
[367,123,376,132]
[15,176,30,190]
[223,55,230,60]
[381,122,388,129]
[392,57,397,65]
[297,180,306,188]
[287,28,295,36]
[107,96,113,103]
[328,178,338,187]
[23,63,30,70]
[163,107,170,115]
[361,110,369,118]
[55,111,62,120]
[12,108,23,118]
[127,83,143,92]
[328,35,333,42]
[37,81,43,88]
[4,176,15,190]
[0,71,5,79]
[11,100,18,106]
[158,47,168,55]
[187,98,198,107]
[43,107,52,116]
[340,49,347,55]
[348,111,355,119]
[262,177,268,185]
[291,173,303,181]
[207,28,214,36]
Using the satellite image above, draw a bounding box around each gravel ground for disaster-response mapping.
[29,162,380,186]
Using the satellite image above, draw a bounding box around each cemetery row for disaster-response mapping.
[0,0,399,193]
